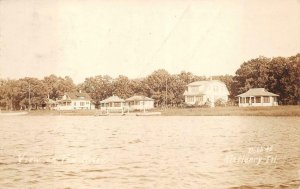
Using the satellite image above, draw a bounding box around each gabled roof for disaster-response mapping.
[187,80,224,86]
[125,95,154,101]
[183,90,205,96]
[100,95,125,103]
[65,92,92,100]
[46,99,57,104]
[184,80,229,96]
[237,88,279,97]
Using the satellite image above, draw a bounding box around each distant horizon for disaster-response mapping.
[0,67,232,84]
[1,52,299,84]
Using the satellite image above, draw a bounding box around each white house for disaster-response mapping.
[183,80,229,107]
[100,95,126,113]
[125,95,154,111]
[56,92,95,110]
[237,88,279,107]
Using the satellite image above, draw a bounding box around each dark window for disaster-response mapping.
[263,97,270,103]
[255,97,261,103]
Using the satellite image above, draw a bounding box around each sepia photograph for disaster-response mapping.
[0,0,299,188]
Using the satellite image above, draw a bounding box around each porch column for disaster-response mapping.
[238,97,240,106]
[261,96,263,105]
[254,96,256,104]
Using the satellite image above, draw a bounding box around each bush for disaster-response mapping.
[215,99,227,107]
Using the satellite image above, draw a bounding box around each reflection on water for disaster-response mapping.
[0,116,299,189]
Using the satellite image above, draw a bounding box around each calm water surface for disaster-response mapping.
[0,116,299,189]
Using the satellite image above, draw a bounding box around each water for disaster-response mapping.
[0,116,299,189]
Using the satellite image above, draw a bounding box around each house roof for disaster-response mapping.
[183,90,205,96]
[46,99,57,104]
[184,80,229,96]
[100,95,125,103]
[125,95,154,101]
[66,92,92,100]
[237,88,279,97]
[187,80,224,86]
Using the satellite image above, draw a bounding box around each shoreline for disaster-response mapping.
[2,105,299,117]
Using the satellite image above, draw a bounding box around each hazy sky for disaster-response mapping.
[0,0,299,83]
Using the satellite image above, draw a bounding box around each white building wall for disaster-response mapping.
[127,101,154,111]
[184,82,229,106]
[56,100,94,110]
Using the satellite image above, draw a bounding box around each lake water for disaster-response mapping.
[0,116,299,189]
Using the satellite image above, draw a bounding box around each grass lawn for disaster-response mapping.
[26,109,100,116]
[22,105,300,116]
[159,105,300,116]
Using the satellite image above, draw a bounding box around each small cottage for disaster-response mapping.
[237,88,279,107]
[100,95,126,113]
[56,91,95,110]
[125,95,154,111]
[46,99,57,110]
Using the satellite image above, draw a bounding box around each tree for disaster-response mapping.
[112,75,134,99]
[43,75,77,100]
[79,75,113,107]
[145,69,171,107]
[232,54,300,105]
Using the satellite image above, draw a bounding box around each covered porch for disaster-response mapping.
[238,96,278,107]
[100,95,127,113]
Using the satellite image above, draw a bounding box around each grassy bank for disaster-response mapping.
[26,109,100,116]
[160,105,300,116]
[22,105,300,116]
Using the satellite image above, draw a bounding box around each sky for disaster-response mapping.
[0,0,299,83]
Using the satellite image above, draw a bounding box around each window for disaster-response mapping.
[246,97,250,103]
[80,102,85,106]
[241,98,245,103]
[114,102,121,107]
[73,102,76,106]
[263,97,270,103]
[191,86,198,92]
[187,96,194,102]
[255,97,261,103]
[196,96,203,102]
[86,101,89,104]
[251,97,254,103]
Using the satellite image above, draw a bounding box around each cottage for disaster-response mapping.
[237,88,279,107]
[183,80,229,107]
[46,99,57,110]
[100,95,126,113]
[125,95,154,111]
[56,91,95,110]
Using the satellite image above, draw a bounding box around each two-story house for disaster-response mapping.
[183,80,229,107]
[56,91,95,110]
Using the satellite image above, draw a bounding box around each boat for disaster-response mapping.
[0,111,28,116]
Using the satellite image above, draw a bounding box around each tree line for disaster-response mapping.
[0,54,299,110]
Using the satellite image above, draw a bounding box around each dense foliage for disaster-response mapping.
[0,54,299,110]
[232,54,299,105]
